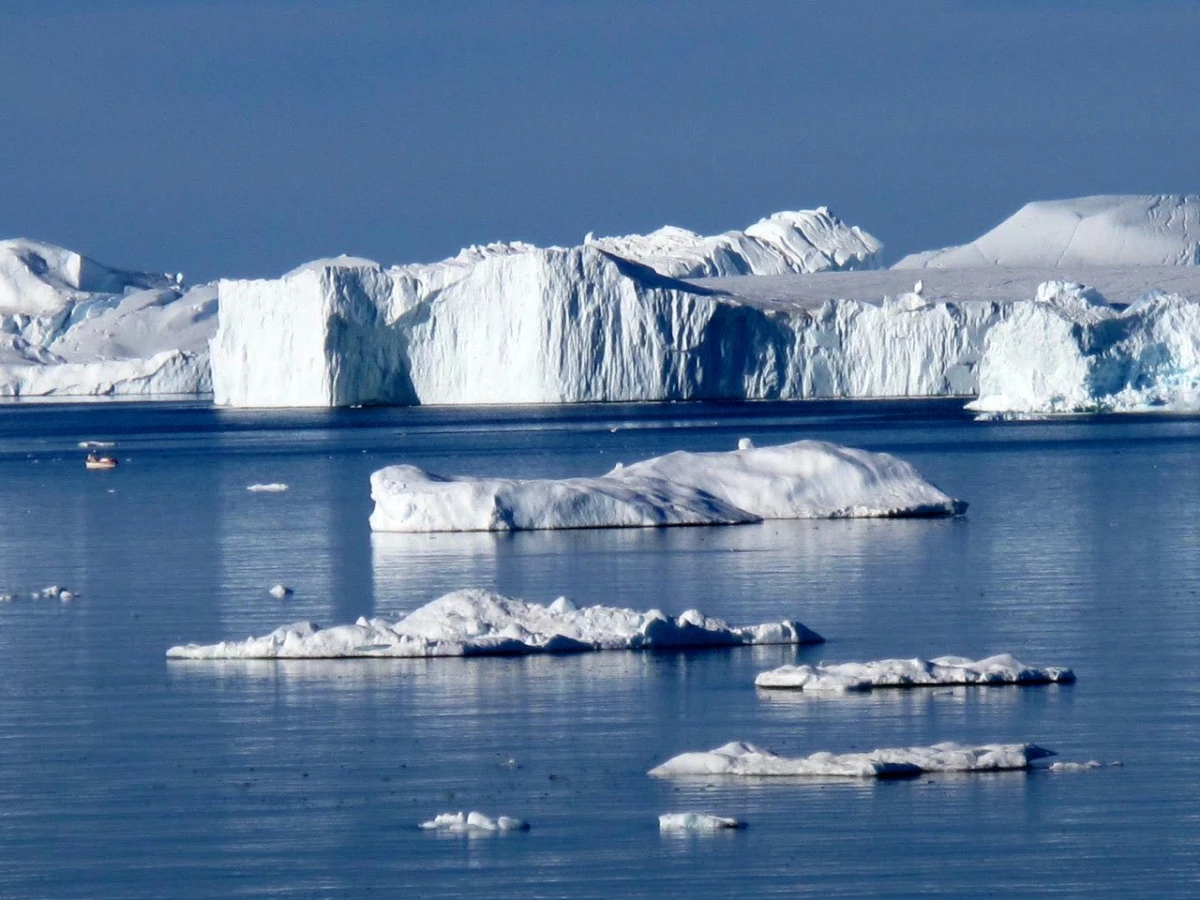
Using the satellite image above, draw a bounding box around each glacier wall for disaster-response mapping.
[969,282,1200,414]
[213,243,1002,408]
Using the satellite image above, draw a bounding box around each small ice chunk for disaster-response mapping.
[649,741,1055,779]
[165,588,822,659]
[268,584,293,599]
[659,813,745,831]
[419,811,529,833]
[755,653,1075,691]
[78,440,117,449]
[247,483,289,493]
[1047,760,1120,773]
[737,437,754,450]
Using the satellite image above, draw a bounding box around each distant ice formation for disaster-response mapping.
[649,741,1055,778]
[369,439,966,533]
[0,238,214,397]
[754,653,1075,691]
[969,281,1200,413]
[164,588,822,659]
[0,584,76,603]
[419,812,529,833]
[896,195,1200,269]
[246,483,289,492]
[658,813,746,831]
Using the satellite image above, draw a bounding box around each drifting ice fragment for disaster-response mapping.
[267,584,293,599]
[164,589,821,659]
[247,483,289,493]
[754,653,1074,691]
[659,813,745,831]
[369,439,965,533]
[649,741,1055,779]
[419,811,529,833]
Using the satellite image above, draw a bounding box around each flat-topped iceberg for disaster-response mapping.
[164,588,822,659]
[659,813,745,831]
[754,653,1075,691]
[420,811,529,833]
[897,195,1200,269]
[969,281,1200,413]
[369,439,965,533]
[649,741,1055,779]
[0,238,215,397]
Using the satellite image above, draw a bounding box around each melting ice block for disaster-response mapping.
[369,439,966,533]
[420,811,529,833]
[659,813,745,831]
[649,741,1055,779]
[164,588,822,659]
[754,653,1075,691]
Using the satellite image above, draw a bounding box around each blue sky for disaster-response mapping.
[1,0,1197,281]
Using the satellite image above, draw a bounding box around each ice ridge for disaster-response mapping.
[754,653,1075,691]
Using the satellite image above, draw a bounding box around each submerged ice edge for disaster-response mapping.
[165,588,822,659]
[649,741,1057,779]
[754,653,1075,691]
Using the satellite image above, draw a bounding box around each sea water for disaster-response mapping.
[0,399,1197,898]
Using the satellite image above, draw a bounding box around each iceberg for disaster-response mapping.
[211,212,1002,408]
[658,813,745,832]
[648,741,1055,779]
[369,439,966,533]
[246,483,289,493]
[419,811,529,833]
[896,195,1200,269]
[164,588,822,659]
[969,281,1200,414]
[754,653,1075,691]
[0,238,215,397]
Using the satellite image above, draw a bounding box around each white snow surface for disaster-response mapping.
[164,588,822,659]
[247,483,289,492]
[896,195,1200,269]
[420,812,529,833]
[368,440,965,533]
[0,239,214,397]
[659,813,745,831]
[969,281,1200,413]
[649,741,1055,779]
[754,653,1075,691]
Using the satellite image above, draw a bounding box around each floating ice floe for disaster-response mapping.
[649,741,1055,779]
[1,585,76,603]
[267,584,293,599]
[1047,760,1121,773]
[78,440,116,449]
[164,589,821,659]
[419,811,529,833]
[247,483,289,493]
[659,813,746,832]
[754,653,1075,691]
[369,439,965,533]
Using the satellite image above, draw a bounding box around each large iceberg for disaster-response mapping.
[754,653,1075,691]
[164,589,822,659]
[368,439,966,533]
[648,741,1055,779]
[211,211,1004,408]
[969,281,1200,413]
[0,239,215,397]
[896,195,1200,269]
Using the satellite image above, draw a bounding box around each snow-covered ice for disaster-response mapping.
[247,483,289,493]
[969,281,1200,414]
[649,741,1055,779]
[896,195,1200,269]
[267,584,293,599]
[754,653,1075,691]
[1,585,76,603]
[659,813,745,831]
[0,238,214,397]
[164,589,822,659]
[369,439,965,533]
[419,811,529,833]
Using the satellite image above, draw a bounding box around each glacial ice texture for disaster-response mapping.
[658,813,745,832]
[754,653,1075,691]
[649,741,1056,779]
[419,812,529,833]
[164,589,822,659]
[368,440,966,533]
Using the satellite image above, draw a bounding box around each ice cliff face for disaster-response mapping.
[213,231,998,408]
[970,281,1200,414]
[0,239,215,397]
[896,195,1200,269]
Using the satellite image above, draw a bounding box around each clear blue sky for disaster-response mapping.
[1,0,1197,282]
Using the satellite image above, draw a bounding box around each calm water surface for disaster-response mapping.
[0,399,1197,898]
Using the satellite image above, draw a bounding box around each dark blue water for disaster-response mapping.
[0,399,1197,898]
